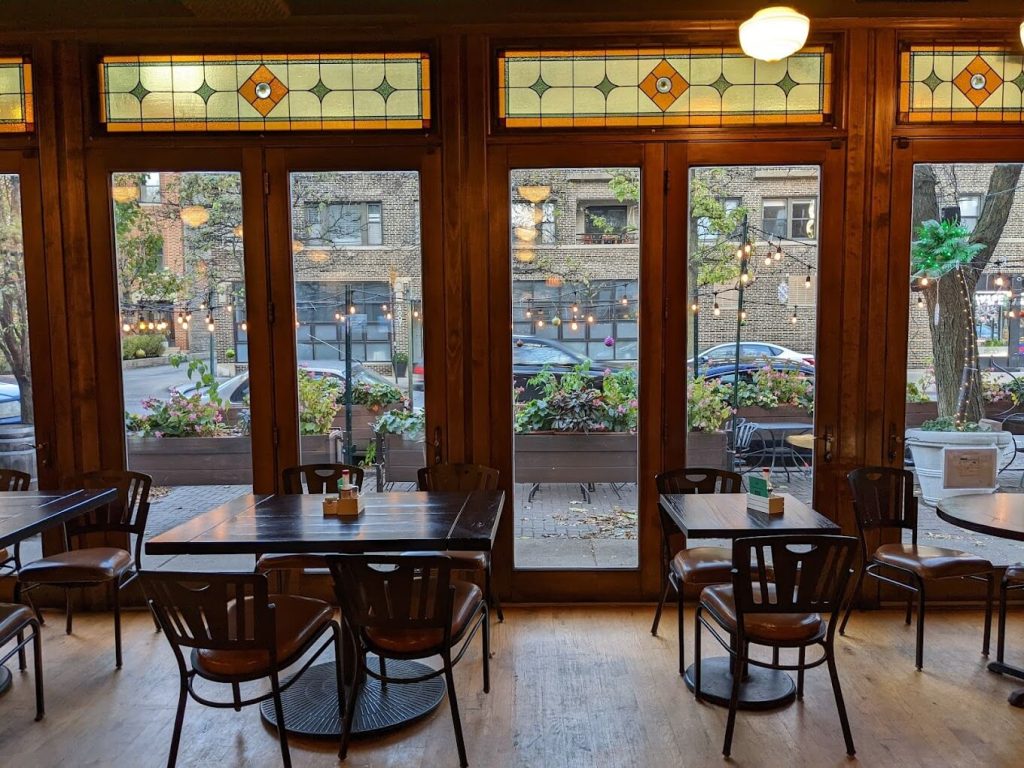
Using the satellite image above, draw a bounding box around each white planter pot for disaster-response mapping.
[905,428,1014,505]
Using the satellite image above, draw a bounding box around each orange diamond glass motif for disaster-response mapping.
[238,64,288,116]
[952,55,1003,108]
[639,60,688,111]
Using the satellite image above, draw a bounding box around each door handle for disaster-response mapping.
[813,428,834,464]
[35,441,51,468]
[888,422,904,463]
[432,426,442,465]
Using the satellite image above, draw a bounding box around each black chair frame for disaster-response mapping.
[997,569,1024,665]
[694,534,859,758]
[839,467,994,670]
[0,606,44,721]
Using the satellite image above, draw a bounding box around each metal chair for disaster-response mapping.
[326,553,489,767]
[730,419,762,473]
[140,570,342,768]
[417,463,504,622]
[0,468,31,577]
[695,534,859,757]
[997,563,1024,666]
[257,463,366,592]
[17,470,152,668]
[650,467,742,677]
[0,602,43,721]
[840,466,994,669]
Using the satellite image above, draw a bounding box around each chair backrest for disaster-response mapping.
[68,470,152,564]
[282,463,365,494]
[656,467,742,495]
[731,534,858,629]
[847,466,918,544]
[140,571,276,655]
[417,463,499,492]
[733,420,760,450]
[0,468,31,491]
[326,554,454,640]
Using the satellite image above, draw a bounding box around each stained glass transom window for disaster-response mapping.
[0,57,33,133]
[899,45,1024,123]
[98,53,430,132]
[497,47,832,128]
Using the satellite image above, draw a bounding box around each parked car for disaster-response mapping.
[701,359,815,385]
[688,342,814,370]
[0,382,21,424]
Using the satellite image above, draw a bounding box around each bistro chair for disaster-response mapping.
[417,463,504,622]
[650,467,743,677]
[840,467,995,669]
[256,463,365,593]
[140,571,342,768]
[0,600,43,721]
[326,553,489,768]
[695,534,859,757]
[17,470,151,668]
[997,564,1024,666]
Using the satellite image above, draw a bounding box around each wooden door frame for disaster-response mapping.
[83,146,276,492]
[263,146,447,481]
[0,151,56,487]
[487,142,666,602]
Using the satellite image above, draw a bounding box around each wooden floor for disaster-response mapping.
[1,604,1022,767]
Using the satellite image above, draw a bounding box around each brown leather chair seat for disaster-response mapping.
[365,581,483,654]
[19,547,132,583]
[256,553,327,573]
[670,546,732,584]
[0,602,34,640]
[194,594,334,678]
[700,584,825,644]
[1005,564,1024,584]
[446,551,488,570]
[872,543,992,579]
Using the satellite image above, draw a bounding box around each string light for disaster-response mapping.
[206,315,215,332]
[122,322,131,333]
[739,309,747,320]
[349,305,356,315]
[586,314,595,324]
[240,320,247,332]
[335,310,342,321]
[774,246,783,262]
[690,301,699,314]
[804,273,811,289]
[916,294,924,309]
[740,272,750,284]
[570,320,579,331]
[790,308,798,324]
[995,273,1005,288]
[536,319,545,328]
[713,301,721,316]
[919,276,929,287]
[182,320,189,330]
[176,313,183,325]
[764,253,773,267]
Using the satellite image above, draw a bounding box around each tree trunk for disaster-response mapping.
[914,163,1022,422]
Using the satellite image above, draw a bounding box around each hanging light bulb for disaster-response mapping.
[200,301,207,310]
[206,315,215,332]
[571,302,579,313]
[743,243,752,254]
[182,320,189,330]
[791,308,798,324]
[804,273,812,289]
[122,322,131,333]
[690,301,699,314]
[536,319,545,328]
[919,276,929,287]
[227,303,234,313]
[621,296,629,305]
[736,247,744,260]
[587,314,595,324]
[349,305,356,315]
[185,312,193,322]
[774,246,783,262]
[176,312,184,325]
[551,316,562,327]
[386,311,393,320]
[525,308,533,318]
[740,272,750,284]
[382,304,389,311]
[413,310,420,319]
[764,253,773,267]
[713,301,721,316]
[740,309,748,320]
[916,294,924,309]
[240,319,248,332]
[739,6,811,62]
[570,320,579,331]
[335,310,342,321]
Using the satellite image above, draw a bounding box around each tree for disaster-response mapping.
[0,175,31,422]
[912,164,1022,423]
[112,173,183,306]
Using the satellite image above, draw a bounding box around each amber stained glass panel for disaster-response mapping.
[98,53,430,132]
[0,57,33,133]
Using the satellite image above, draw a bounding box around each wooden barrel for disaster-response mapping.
[0,423,36,479]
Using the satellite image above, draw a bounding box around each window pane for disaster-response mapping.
[762,200,787,238]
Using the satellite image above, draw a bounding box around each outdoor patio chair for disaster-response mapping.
[840,466,995,669]
[997,563,1024,666]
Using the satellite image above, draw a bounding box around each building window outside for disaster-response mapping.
[958,194,983,232]
[294,280,393,362]
[512,200,556,245]
[139,172,161,204]
[303,202,384,246]
[762,197,817,240]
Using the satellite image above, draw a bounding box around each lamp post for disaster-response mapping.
[343,284,354,464]
[728,216,751,469]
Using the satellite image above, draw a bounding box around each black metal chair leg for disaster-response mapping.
[379,654,388,691]
[485,563,504,623]
[676,583,686,677]
[998,576,1010,664]
[482,606,491,694]
[915,577,926,670]
[905,593,914,626]
[839,567,865,636]
[723,643,745,757]
[331,626,346,719]
[231,683,242,711]
[32,622,44,721]
[65,589,73,635]
[16,629,26,670]
[113,583,123,669]
[983,572,994,656]
[826,647,856,756]
[693,605,702,701]
[338,654,361,760]
[167,678,188,768]
[796,646,806,699]
[269,671,292,768]
[443,653,469,768]
[651,579,670,636]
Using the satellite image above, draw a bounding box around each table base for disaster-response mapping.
[987,660,1024,708]
[0,665,11,696]
[259,657,446,738]
[684,658,796,711]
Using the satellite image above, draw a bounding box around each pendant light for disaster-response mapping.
[739,7,810,62]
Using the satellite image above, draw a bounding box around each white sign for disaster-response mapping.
[942,447,998,489]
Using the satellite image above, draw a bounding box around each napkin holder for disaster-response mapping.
[323,488,364,517]
[747,476,784,515]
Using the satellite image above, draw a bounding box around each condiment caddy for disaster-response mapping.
[322,469,365,517]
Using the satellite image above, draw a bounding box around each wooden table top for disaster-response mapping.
[659,492,840,538]
[145,491,506,556]
[0,489,119,549]
[936,494,1024,542]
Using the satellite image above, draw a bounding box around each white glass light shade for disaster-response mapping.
[739,7,810,62]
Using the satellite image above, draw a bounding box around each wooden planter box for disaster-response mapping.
[378,434,426,489]
[332,403,401,454]
[735,405,811,424]
[685,431,730,470]
[127,435,333,485]
[514,432,637,484]
[904,401,1020,430]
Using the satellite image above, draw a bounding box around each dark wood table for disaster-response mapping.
[659,491,840,710]
[937,493,1024,707]
[0,489,118,695]
[146,490,505,738]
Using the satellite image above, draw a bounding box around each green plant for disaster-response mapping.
[349,380,406,412]
[906,381,931,403]
[298,368,342,435]
[980,370,1012,404]
[121,333,165,360]
[513,364,638,434]
[736,365,814,414]
[688,376,733,432]
[125,391,227,437]
[373,408,425,441]
[225,348,236,360]
[920,416,984,433]
[392,350,409,365]
[168,353,225,407]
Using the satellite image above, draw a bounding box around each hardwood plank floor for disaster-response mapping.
[0,604,1022,767]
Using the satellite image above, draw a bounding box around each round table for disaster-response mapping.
[936,493,1024,707]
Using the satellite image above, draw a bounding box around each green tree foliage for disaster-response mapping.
[0,174,31,421]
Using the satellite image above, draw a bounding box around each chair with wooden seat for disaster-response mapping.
[650,467,743,676]
[255,464,365,592]
[417,463,503,622]
[326,553,489,767]
[140,570,342,768]
[17,470,151,668]
[997,563,1024,665]
[839,466,995,669]
[695,534,859,757]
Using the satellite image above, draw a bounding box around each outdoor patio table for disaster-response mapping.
[936,493,1024,707]
[659,491,840,710]
[146,490,505,738]
[746,421,813,477]
[0,488,118,695]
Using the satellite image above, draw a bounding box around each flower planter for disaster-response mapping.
[905,401,938,428]
[378,434,426,489]
[904,428,1014,505]
[514,432,637,484]
[126,435,333,485]
[736,405,811,424]
[332,403,401,454]
[685,431,730,470]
